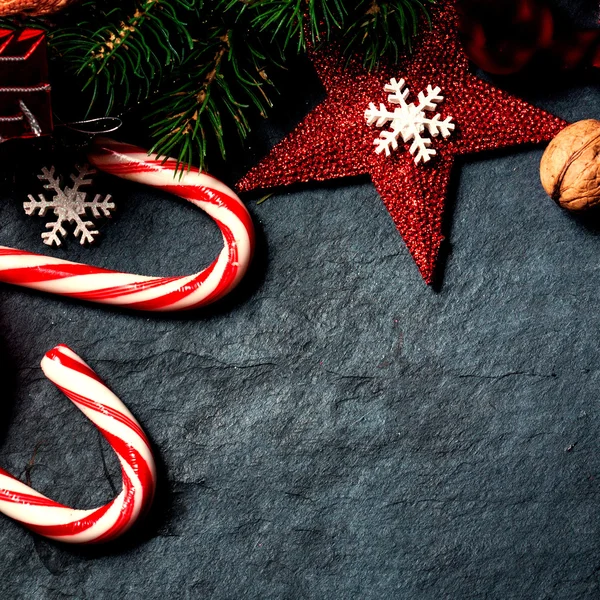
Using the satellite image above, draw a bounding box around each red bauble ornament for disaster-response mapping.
[236,0,566,285]
[458,0,600,74]
[457,0,554,75]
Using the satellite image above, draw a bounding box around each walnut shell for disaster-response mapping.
[540,119,600,211]
[0,0,76,16]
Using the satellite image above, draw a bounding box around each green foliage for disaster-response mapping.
[343,0,435,71]
[246,0,347,52]
[50,0,195,115]
[0,0,434,172]
[248,0,434,69]
[146,4,280,172]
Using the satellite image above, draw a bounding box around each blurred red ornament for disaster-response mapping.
[458,0,600,74]
[0,29,52,142]
[457,0,554,74]
[550,28,600,70]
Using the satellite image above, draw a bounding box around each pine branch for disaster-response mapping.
[247,0,346,52]
[50,0,195,114]
[145,0,434,170]
[0,0,435,173]
[247,0,435,67]
[344,0,435,70]
[147,18,278,172]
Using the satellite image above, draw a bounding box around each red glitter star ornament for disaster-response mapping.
[236,0,567,284]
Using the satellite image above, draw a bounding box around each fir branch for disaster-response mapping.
[0,0,435,173]
[50,0,195,114]
[247,0,434,67]
[246,0,346,52]
[148,19,277,172]
[345,0,435,70]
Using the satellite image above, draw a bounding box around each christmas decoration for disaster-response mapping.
[0,28,52,142]
[365,78,455,163]
[0,138,254,311]
[540,119,600,212]
[237,0,567,284]
[0,344,156,544]
[0,0,433,170]
[0,0,76,17]
[457,0,553,75]
[24,164,114,246]
[457,0,600,74]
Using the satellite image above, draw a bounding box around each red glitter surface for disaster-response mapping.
[236,0,567,284]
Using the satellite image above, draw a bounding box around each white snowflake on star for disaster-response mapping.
[365,77,455,164]
[24,164,115,247]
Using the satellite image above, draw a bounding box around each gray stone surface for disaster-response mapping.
[1,23,600,600]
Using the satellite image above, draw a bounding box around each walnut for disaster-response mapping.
[0,0,76,16]
[540,119,600,211]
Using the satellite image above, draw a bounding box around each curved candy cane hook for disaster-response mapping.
[0,138,255,311]
[0,344,156,543]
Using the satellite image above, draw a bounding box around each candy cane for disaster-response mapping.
[0,138,254,311]
[0,344,156,543]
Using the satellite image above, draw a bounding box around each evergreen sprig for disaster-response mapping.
[147,3,280,171]
[0,0,434,172]
[343,0,434,70]
[248,0,434,69]
[51,0,195,114]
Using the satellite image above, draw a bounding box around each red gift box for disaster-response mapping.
[0,28,52,142]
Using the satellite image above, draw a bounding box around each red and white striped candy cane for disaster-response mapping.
[0,344,156,543]
[0,138,255,311]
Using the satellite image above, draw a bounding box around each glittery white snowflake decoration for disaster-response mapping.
[365,77,455,164]
[24,165,115,247]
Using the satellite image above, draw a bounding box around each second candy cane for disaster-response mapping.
[0,138,255,311]
[0,344,156,543]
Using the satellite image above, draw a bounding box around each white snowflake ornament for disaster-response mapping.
[24,164,115,247]
[365,77,455,164]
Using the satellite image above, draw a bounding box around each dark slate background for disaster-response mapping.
[2,7,600,600]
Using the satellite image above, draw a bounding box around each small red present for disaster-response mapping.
[0,28,52,142]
